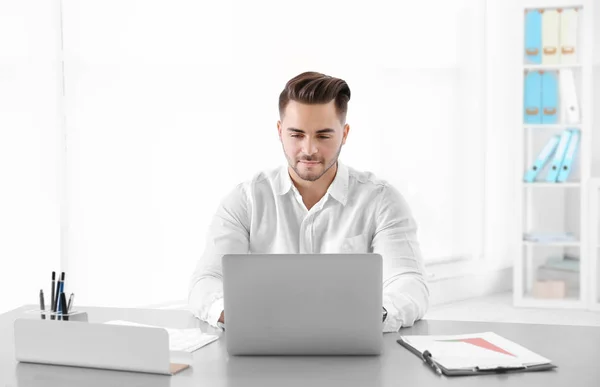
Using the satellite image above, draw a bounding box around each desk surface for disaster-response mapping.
[1,305,599,387]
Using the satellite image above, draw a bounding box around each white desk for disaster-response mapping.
[2,305,599,386]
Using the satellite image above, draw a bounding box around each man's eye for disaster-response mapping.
[291,134,303,138]
[318,136,330,139]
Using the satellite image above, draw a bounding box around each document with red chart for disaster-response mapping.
[398,332,553,371]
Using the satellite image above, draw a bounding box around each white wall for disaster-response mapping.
[1,0,527,311]
[0,0,62,312]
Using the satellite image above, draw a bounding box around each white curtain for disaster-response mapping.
[58,0,485,307]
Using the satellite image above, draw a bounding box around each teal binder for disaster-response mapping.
[546,130,573,182]
[541,71,559,124]
[524,135,560,182]
[525,10,542,64]
[524,71,542,124]
[556,129,580,182]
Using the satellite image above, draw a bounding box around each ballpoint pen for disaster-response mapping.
[54,272,64,316]
[50,272,56,319]
[67,293,74,313]
[60,293,69,321]
[39,289,45,320]
[422,350,443,376]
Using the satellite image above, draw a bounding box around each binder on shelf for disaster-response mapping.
[546,129,573,182]
[556,129,580,182]
[559,8,578,64]
[542,9,560,64]
[524,9,542,64]
[559,69,580,124]
[524,135,560,182]
[541,71,558,124]
[524,71,542,124]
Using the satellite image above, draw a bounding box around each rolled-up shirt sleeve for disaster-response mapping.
[188,183,250,328]
[371,184,430,333]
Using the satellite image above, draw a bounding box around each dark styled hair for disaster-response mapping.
[278,71,351,124]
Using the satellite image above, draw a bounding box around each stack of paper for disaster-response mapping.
[104,320,219,355]
[523,232,577,243]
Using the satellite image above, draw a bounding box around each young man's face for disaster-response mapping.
[277,100,349,182]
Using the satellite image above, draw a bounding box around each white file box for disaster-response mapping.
[14,319,189,375]
[542,9,560,64]
[559,8,578,64]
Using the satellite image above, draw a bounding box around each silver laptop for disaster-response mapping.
[222,253,383,356]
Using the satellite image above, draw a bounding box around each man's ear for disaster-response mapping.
[277,121,282,141]
[341,123,350,145]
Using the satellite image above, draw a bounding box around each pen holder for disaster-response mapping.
[23,309,88,322]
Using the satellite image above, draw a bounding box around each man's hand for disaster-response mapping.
[218,310,225,324]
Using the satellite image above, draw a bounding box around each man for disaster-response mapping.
[188,71,429,332]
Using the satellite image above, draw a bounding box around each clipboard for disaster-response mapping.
[397,335,557,376]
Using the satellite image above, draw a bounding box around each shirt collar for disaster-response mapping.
[275,161,349,206]
[326,161,349,206]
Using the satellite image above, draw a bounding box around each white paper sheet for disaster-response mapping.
[104,320,219,353]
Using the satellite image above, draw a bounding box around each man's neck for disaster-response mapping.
[288,162,338,208]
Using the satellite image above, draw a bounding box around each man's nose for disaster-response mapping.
[301,137,318,155]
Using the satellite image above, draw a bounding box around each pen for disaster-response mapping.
[53,272,64,315]
[60,292,69,321]
[39,289,45,320]
[67,293,74,313]
[50,271,56,316]
[422,350,443,376]
[56,290,62,320]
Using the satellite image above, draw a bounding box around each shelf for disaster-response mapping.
[523,64,581,70]
[523,124,582,129]
[522,240,580,247]
[516,297,585,309]
[523,182,581,188]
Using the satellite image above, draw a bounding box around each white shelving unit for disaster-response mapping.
[523,64,582,70]
[515,1,595,309]
[590,178,600,311]
[590,0,600,312]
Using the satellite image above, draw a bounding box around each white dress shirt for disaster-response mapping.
[188,161,429,332]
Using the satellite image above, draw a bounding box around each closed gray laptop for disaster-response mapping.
[222,253,383,356]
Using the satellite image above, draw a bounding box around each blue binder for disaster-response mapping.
[546,130,573,182]
[524,71,542,124]
[556,129,580,182]
[541,71,559,124]
[525,10,542,64]
[524,135,560,182]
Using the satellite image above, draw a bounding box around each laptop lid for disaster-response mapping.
[223,253,383,355]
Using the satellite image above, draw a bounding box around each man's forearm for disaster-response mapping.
[188,276,225,328]
[382,272,429,332]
